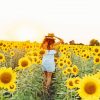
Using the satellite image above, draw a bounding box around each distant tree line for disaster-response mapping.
[67,39,100,46]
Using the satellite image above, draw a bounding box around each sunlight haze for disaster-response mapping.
[0,0,100,44]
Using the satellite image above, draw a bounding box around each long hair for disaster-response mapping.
[41,37,55,50]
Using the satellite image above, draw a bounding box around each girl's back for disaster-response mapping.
[42,50,56,62]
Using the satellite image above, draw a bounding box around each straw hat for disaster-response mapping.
[45,33,55,39]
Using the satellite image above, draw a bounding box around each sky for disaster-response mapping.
[0,0,100,44]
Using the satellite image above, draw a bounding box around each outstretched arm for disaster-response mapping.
[54,36,64,46]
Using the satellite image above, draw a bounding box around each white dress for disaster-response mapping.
[42,50,56,72]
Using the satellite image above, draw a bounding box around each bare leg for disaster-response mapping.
[46,72,53,89]
[43,71,47,87]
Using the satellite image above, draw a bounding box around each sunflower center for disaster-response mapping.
[87,56,89,58]
[11,52,14,55]
[60,63,63,66]
[0,72,12,84]
[84,82,96,94]
[54,58,57,62]
[69,81,73,86]
[0,43,3,46]
[73,68,77,72]
[0,56,3,59]
[61,50,63,52]
[64,71,67,74]
[21,60,28,67]
[10,85,14,89]
[75,79,79,84]
[33,53,37,56]
[84,54,86,57]
[67,61,70,65]
[95,58,99,62]
[40,50,45,55]
[67,69,71,72]
[60,59,63,61]
[95,49,98,53]
[64,48,66,50]
[68,55,70,58]
[64,60,66,63]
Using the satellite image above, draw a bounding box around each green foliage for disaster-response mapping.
[1,64,44,100]
[0,46,100,100]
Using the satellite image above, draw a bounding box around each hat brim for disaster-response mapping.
[45,36,55,39]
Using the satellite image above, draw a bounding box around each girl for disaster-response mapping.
[41,33,64,93]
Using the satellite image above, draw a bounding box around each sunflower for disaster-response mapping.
[10,51,15,57]
[78,75,100,100]
[0,67,16,89]
[93,47,100,54]
[39,49,45,56]
[18,57,32,69]
[82,51,89,60]
[81,49,86,54]
[34,56,42,64]
[66,52,71,59]
[74,48,80,56]
[65,78,75,89]
[3,47,8,53]
[57,60,64,69]
[91,51,96,56]
[7,82,16,92]
[62,69,68,75]
[65,58,72,67]
[72,65,79,76]
[63,46,68,51]
[65,67,72,74]
[74,77,81,87]
[88,46,92,52]
[62,51,67,55]
[86,53,90,59]
[33,51,39,56]
[59,46,64,53]
[96,52,100,57]
[54,57,58,64]
[0,53,5,62]
[93,56,100,64]
[63,58,68,65]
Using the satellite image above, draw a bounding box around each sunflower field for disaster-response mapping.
[0,40,100,100]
